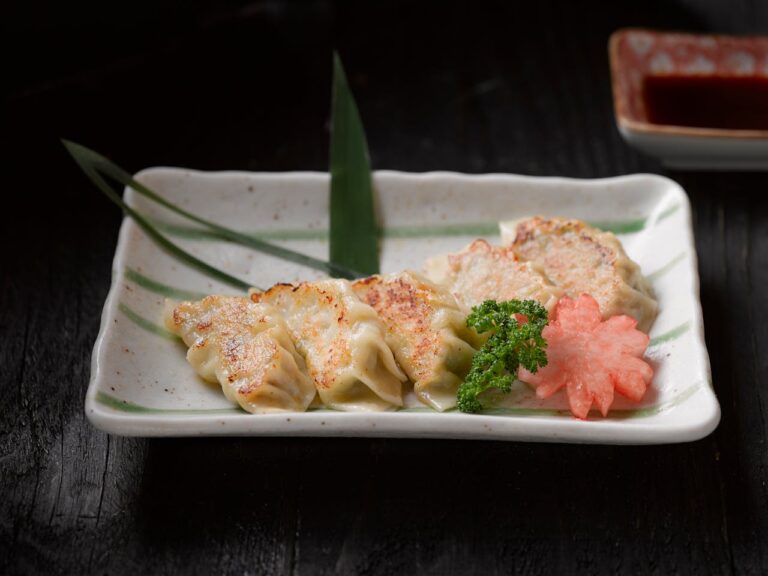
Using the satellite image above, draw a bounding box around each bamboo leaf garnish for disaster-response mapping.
[63,140,253,291]
[62,140,363,280]
[330,52,379,276]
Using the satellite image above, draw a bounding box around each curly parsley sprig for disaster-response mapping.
[457,299,549,413]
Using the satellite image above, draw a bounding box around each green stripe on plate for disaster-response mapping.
[647,252,686,282]
[481,406,565,416]
[125,267,208,301]
[649,321,691,348]
[118,302,178,341]
[96,391,241,414]
[153,221,502,241]
[384,222,500,238]
[153,220,329,242]
[589,218,647,234]
[622,384,701,418]
[152,216,655,243]
[656,203,681,224]
[95,384,701,419]
[481,382,702,418]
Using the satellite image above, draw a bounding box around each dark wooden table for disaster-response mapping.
[4,1,768,574]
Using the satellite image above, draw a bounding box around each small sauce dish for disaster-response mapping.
[609,28,768,170]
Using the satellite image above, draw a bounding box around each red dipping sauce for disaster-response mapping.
[643,75,768,130]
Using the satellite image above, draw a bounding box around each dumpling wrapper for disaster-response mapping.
[424,239,563,312]
[500,216,658,333]
[251,279,406,411]
[353,271,479,411]
[165,295,315,413]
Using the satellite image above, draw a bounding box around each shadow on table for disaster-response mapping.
[132,432,746,572]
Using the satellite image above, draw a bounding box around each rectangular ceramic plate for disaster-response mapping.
[86,169,719,443]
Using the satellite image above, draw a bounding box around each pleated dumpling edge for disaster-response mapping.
[165,295,316,413]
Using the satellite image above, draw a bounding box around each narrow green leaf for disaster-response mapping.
[330,53,379,275]
[124,266,209,301]
[62,140,362,280]
[63,140,252,291]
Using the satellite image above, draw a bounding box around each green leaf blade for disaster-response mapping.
[62,140,253,291]
[62,139,364,284]
[62,140,362,280]
[330,53,379,276]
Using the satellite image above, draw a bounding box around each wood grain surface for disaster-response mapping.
[3,1,768,574]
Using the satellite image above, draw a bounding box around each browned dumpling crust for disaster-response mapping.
[504,217,658,332]
[251,279,406,411]
[165,295,315,413]
[353,271,479,411]
[424,239,563,312]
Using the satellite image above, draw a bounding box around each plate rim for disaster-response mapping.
[85,169,719,444]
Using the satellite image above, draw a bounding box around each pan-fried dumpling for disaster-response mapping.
[424,239,563,312]
[165,295,315,413]
[501,217,658,332]
[353,271,479,411]
[251,279,406,411]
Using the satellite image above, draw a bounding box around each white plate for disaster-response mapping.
[85,169,719,443]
